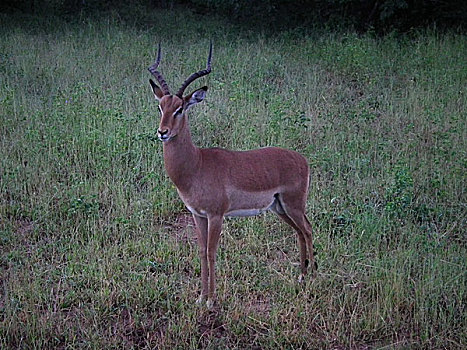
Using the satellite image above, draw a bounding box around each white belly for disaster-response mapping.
[225,199,275,217]
[185,202,274,218]
[181,188,281,218]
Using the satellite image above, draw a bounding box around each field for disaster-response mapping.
[1,6,466,349]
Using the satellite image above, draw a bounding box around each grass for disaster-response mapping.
[1,7,466,349]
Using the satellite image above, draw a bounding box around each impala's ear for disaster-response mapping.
[184,86,208,111]
[149,79,164,101]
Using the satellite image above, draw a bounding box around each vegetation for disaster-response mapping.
[2,0,466,33]
[1,4,466,349]
[186,0,467,32]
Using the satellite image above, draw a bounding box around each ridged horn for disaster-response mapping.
[148,43,171,95]
[176,42,212,98]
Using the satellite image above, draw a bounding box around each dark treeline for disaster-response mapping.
[185,0,467,32]
[2,0,465,32]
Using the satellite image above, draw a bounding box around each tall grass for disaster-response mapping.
[1,8,465,349]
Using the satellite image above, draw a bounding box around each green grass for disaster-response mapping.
[1,8,466,349]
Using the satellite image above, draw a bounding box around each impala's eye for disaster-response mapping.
[174,108,182,117]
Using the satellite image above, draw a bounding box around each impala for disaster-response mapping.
[148,44,316,308]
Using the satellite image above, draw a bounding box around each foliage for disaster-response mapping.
[384,164,414,219]
[1,0,466,32]
[185,0,467,32]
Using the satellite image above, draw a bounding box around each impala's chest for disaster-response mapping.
[185,204,208,218]
[177,189,209,218]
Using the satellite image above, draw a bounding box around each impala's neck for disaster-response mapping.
[162,119,200,193]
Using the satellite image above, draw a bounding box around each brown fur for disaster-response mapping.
[150,70,316,309]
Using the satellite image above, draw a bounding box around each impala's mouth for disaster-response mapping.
[157,129,171,142]
[158,132,176,142]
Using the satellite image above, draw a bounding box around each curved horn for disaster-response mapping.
[148,43,171,95]
[176,42,212,98]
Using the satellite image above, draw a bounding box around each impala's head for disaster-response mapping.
[148,43,212,142]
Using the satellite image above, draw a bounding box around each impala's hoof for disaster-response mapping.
[206,298,215,310]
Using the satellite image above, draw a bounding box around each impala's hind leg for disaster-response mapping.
[276,194,317,279]
[272,197,310,281]
[303,214,317,273]
[272,209,308,279]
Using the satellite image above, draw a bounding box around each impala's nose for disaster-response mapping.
[158,128,169,141]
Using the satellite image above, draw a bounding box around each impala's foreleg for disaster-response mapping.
[193,214,209,305]
[206,215,223,309]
